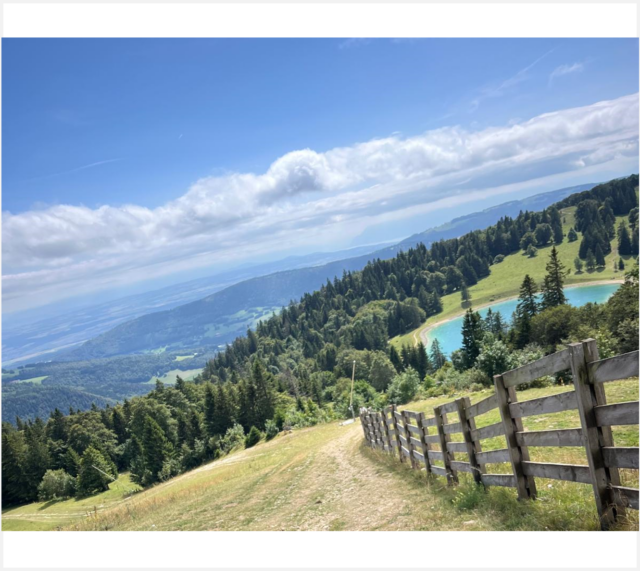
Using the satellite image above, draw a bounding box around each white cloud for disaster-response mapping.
[2,93,638,312]
[549,62,585,84]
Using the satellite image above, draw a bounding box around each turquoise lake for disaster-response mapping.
[426,283,621,356]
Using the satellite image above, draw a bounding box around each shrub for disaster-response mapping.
[265,419,279,440]
[387,367,421,405]
[220,423,245,453]
[38,469,76,502]
[493,254,504,264]
[245,426,262,448]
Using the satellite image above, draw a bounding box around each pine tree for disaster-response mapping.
[567,227,578,242]
[540,246,567,309]
[429,339,446,371]
[595,243,606,267]
[574,256,583,273]
[203,383,217,437]
[618,258,625,271]
[77,446,113,497]
[586,249,597,270]
[617,222,632,255]
[415,341,430,379]
[1,429,29,506]
[389,345,403,373]
[461,309,483,369]
[141,415,170,484]
[460,283,471,306]
[516,274,539,319]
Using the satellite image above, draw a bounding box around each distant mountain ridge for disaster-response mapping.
[63,182,597,361]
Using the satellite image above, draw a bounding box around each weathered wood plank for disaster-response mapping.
[476,448,511,464]
[502,349,570,388]
[440,401,458,414]
[602,447,639,470]
[424,434,440,444]
[443,422,462,435]
[570,342,617,529]
[594,401,639,427]
[583,339,621,490]
[427,450,444,462]
[611,486,639,510]
[522,461,592,484]
[589,350,639,384]
[422,416,437,428]
[402,410,423,420]
[509,390,577,418]
[417,413,432,474]
[406,424,422,436]
[516,428,583,447]
[494,374,537,500]
[430,465,447,477]
[481,474,517,488]
[401,446,411,457]
[399,435,408,447]
[410,437,427,451]
[434,405,458,485]
[450,461,474,474]
[446,442,468,453]
[393,411,404,421]
[466,393,499,419]
[470,422,504,441]
[412,450,425,462]
[455,396,484,484]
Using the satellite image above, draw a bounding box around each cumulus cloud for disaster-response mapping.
[2,93,639,312]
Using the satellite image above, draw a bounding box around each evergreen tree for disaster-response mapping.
[429,339,446,371]
[586,249,597,270]
[77,446,113,497]
[540,246,567,309]
[574,256,583,273]
[460,283,471,305]
[388,345,403,373]
[415,341,430,380]
[618,258,625,271]
[595,243,606,267]
[567,227,578,242]
[617,222,632,255]
[141,415,171,484]
[203,383,217,437]
[461,309,483,369]
[1,428,29,506]
[516,274,539,319]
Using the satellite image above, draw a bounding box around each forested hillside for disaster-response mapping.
[63,184,590,361]
[2,175,638,509]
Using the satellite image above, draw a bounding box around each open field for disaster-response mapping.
[145,368,202,385]
[10,376,48,385]
[390,208,631,349]
[5,379,636,532]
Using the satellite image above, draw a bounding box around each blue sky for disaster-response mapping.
[2,38,639,312]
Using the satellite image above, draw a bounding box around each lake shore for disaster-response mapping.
[417,278,624,348]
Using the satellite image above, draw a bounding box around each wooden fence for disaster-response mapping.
[360,339,639,530]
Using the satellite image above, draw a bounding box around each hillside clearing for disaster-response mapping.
[390,208,631,349]
[5,380,636,532]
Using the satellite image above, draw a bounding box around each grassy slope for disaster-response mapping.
[2,474,140,531]
[5,380,637,532]
[391,208,631,349]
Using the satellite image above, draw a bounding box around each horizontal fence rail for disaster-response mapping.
[360,340,639,531]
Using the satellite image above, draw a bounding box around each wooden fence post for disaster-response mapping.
[455,397,483,485]
[434,405,458,485]
[402,410,417,469]
[583,339,622,490]
[569,342,617,530]
[390,405,404,462]
[418,412,432,474]
[494,374,537,500]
